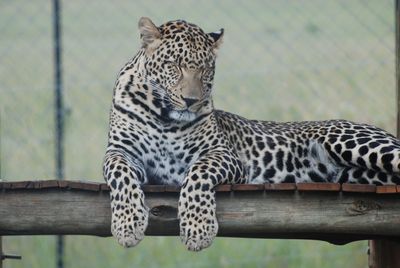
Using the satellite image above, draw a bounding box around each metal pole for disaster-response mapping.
[52,0,64,267]
[0,118,2,268]
[397,0,400,137]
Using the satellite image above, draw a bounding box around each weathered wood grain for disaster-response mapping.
[376,185,397,194]
[342,183,376,193]
[1,188,400,244]
[264,183,296,190]
[297,183,340,191]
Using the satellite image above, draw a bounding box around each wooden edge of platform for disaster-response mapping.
[297,183,341,192]
[0,180,399,194]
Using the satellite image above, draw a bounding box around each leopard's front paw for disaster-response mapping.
[179,204,218,251]
[111,202,148,248]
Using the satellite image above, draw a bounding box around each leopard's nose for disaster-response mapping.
[183,97,199,107]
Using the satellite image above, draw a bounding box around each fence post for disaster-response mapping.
[368,1,400,268]
[397,0,400,138]
[52,0,64,267]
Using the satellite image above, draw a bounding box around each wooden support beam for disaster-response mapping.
[0,237,2,268]
[368,1,400,267]
[369,240,400,268]
[1,187,400,245]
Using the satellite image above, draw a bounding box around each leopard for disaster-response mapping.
[103,17,400,251]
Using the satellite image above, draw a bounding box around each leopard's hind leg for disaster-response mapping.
[318,121,400,183]
[335,166,400,185]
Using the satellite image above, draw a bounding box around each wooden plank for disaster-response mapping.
[68,181,100,192]
[376,186,397,194]
[264,183,296,191]
[165,185,180,192]
[1,182,12,190]
[142,185,165,192]
[25,181,35,189]
[100,184,110,191]
[40,180,60,189]
[232,184,264,191]
[297,183,341,191]
[33,181,41,189]
[1,187,400,244]
[57,180,68,188]
[6,180,400,195]
[68,181,85,190]
[10,181,30,189]
[215,184,232,192]
[342,183,376,193]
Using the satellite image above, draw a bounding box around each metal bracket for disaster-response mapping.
[1,254,22,260]
[0,236,21,268]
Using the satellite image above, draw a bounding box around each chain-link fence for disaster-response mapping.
[0,1,395,267]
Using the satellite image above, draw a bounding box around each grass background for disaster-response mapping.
[0,0,395,267]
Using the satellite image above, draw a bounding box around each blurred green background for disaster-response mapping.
[0,0,395,267]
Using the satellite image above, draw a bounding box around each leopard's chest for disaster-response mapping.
[142,136,200,185]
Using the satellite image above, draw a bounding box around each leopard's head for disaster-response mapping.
[138,17,223,122]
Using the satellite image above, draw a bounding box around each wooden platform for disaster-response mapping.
[1,180,400,245]
[0,180,399,194]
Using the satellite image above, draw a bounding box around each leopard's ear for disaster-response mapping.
[208,28,224,52]
[138,17,161,49]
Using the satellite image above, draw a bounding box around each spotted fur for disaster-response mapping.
[103,17,400,251]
